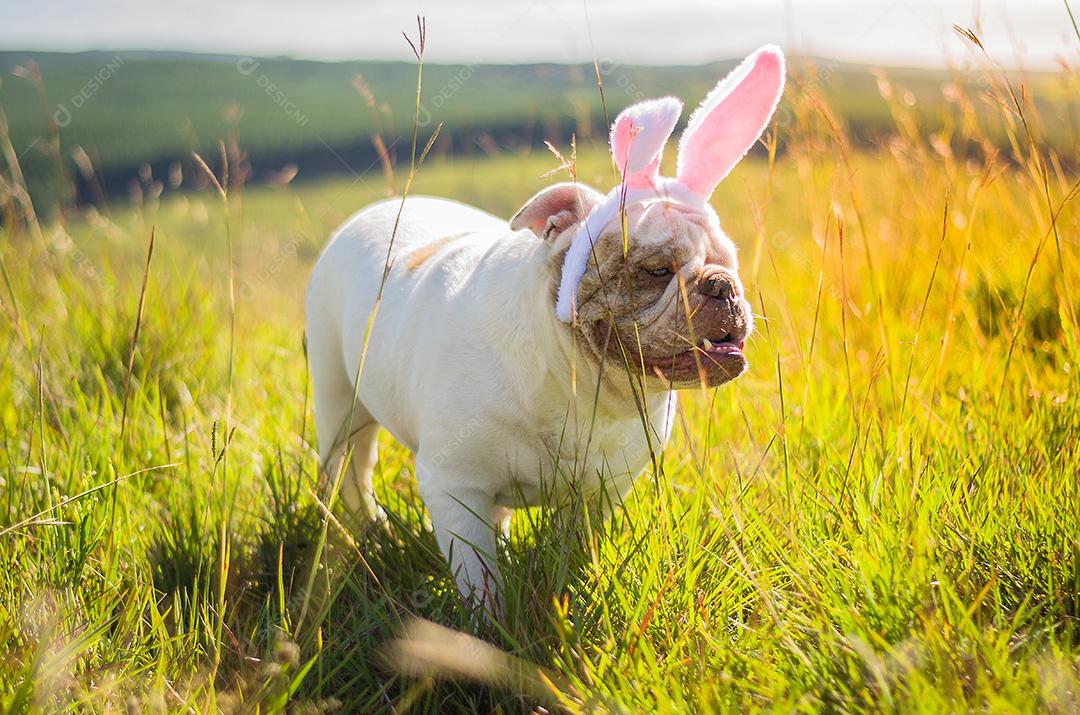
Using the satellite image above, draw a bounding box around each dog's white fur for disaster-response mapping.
[306,196,675,602]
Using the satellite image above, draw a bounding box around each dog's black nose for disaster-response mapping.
[699,270,739,301]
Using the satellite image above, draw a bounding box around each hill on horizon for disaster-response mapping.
[1,49,1074,212]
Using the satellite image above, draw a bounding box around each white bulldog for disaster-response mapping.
[305,46,785,606]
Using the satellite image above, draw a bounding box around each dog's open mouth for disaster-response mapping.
[643,334,747,385]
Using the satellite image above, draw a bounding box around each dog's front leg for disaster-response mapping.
[416,463,500,611]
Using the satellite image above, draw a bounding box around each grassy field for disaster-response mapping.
[1,43,1079,713]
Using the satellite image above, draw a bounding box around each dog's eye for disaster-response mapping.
[643,266,673,278]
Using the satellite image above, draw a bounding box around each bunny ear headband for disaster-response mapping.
[555,45,786,322]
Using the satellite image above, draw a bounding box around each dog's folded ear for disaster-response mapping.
[510,183,603,243]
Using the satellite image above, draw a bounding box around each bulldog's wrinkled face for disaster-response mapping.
[566,200,752,387]
[510,182,754,388]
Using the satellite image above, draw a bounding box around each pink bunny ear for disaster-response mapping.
[610,97,682,189]
[676,45,785,198]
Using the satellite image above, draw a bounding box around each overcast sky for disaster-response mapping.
[2,0,1076,69]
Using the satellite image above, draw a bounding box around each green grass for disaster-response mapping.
[1,49,1079,713]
